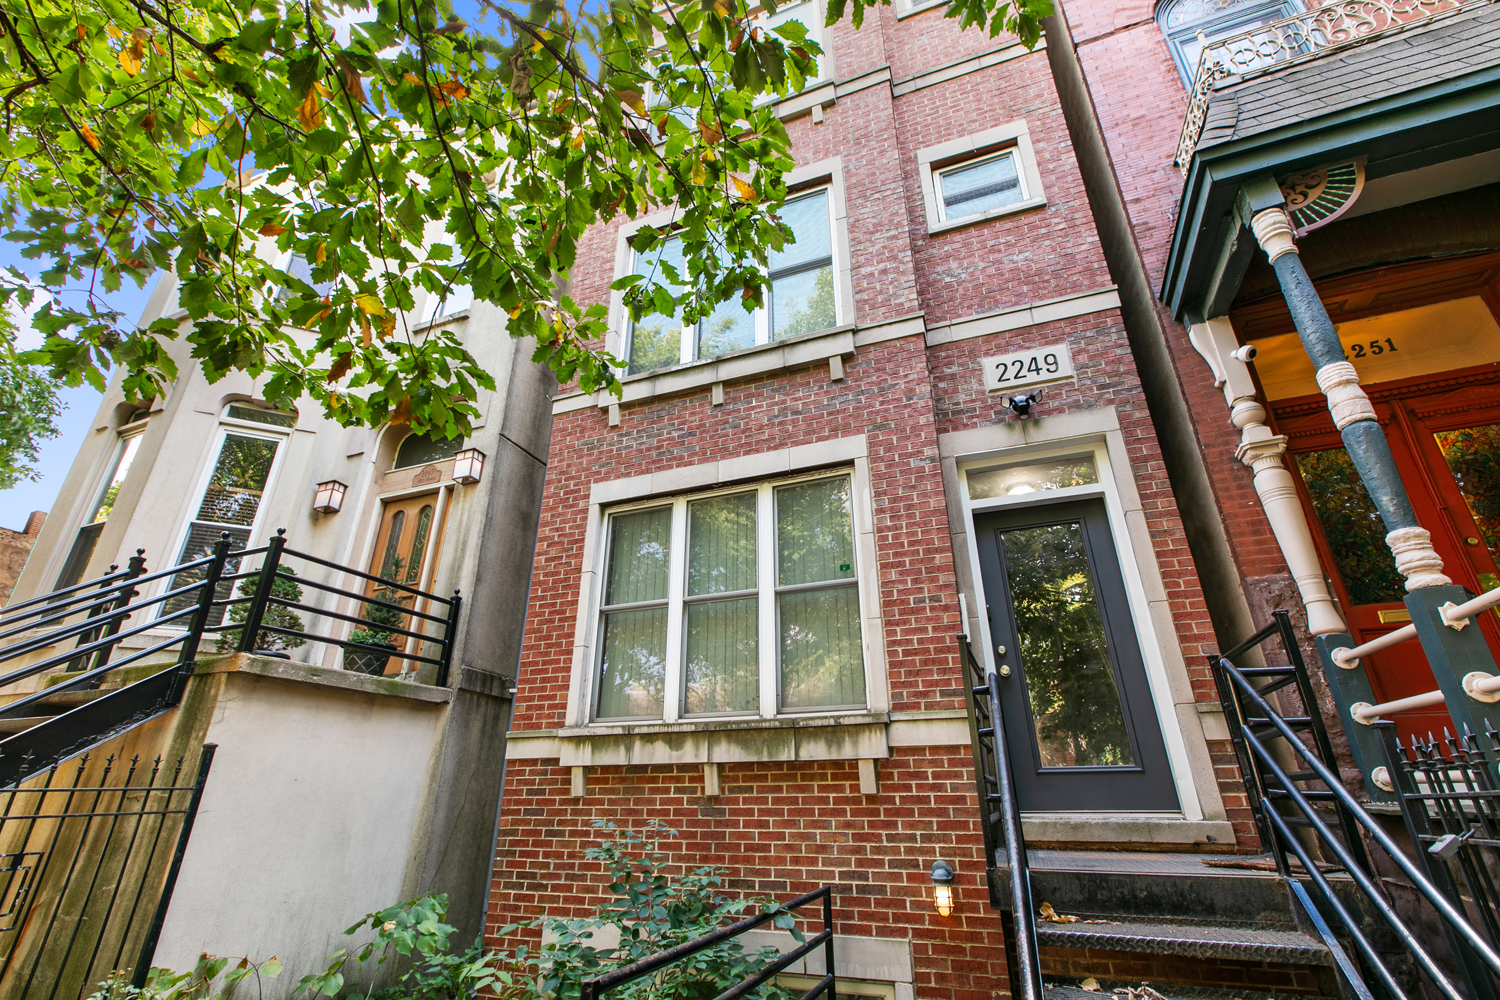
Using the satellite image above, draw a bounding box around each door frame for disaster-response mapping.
[956,436,1203,820]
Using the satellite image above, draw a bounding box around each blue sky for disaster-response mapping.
[0,270,152,532]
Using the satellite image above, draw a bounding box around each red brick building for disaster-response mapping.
[483,1,1355,995]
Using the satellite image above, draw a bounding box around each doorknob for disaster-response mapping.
[999,665,1011,677]
[1468,537,1482,546]
[996,645,1006,655]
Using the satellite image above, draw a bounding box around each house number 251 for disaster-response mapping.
[981,343,1076,394]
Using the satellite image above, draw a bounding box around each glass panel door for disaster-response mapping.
[359,492,444,676]
[973,498,1177,812]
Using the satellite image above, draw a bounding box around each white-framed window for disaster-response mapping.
[159,403,293,624]
[756,0,830,85]
[593,473,865,722]
[625,187,839,375]
[934,149,1026,224]
[917,122,1047,236]
[52,426,146,591]
[272,249,334,301]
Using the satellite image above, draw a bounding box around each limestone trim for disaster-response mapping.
[562,434,890,735]
[916,120,1048,236]
[1249,206,1298,263]
[1387,526,1453,591]
[937,412,1227,827]
[924,287,1120,347]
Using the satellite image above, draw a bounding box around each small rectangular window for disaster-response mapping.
[625,188,837,375]
[594,475,865,722]
[935,150,1024,223]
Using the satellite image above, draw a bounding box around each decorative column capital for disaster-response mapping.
[1387,527,1453,591]
[1250,207,1298,263]
[1314,361,1378,430]
[1236,434,1290,472]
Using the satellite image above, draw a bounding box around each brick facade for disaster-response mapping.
[491,4,1266,995]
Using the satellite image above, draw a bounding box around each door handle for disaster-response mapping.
[999,664,1011,677]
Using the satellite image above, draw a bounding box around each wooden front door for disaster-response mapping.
[363,492,444,674]
[1280,384,1500,740]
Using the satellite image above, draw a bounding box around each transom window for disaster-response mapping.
[594,475,865,722]
[626,188,838,375]
[935,150,1024,224]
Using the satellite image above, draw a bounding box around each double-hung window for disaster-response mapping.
[594,475,865,722]
[934,150,1025,224]
[161,405,293,623]
[625,188,838,375]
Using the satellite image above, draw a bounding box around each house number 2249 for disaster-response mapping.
[981,343,1076,394]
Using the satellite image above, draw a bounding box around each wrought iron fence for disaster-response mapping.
[579,886,836,1000]
[957,634,1042,1000]
[1213,610,1500,999]
[1175,0,1486,168]
[0,744,215,1000]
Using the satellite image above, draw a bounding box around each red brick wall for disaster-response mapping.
[493,5,1273,991]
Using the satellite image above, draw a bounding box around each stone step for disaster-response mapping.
[1036,916,1331,965]
[0,715,51,735]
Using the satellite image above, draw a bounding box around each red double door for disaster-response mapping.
[1277,382,1500,741]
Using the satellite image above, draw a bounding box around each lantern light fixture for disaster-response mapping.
[930,860,956,917]
[453,447,486,485]
[312,480,347,514]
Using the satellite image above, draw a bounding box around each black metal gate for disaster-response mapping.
[0,743,215,999]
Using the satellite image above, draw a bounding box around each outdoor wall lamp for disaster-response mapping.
[1003,390,1042,419]
[453,448,486,484]
[312,480,347,514]
[930,860,956,916]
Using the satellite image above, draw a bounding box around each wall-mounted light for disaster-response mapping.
[930,860,956,916]
[453,448,486,485]
[312,480,347,514]
[1003,389,1042,419]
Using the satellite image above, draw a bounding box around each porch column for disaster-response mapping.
[1248,206,1450,592]
[1189,316,1345,635]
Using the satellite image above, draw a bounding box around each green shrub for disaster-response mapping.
[215,568,307,653]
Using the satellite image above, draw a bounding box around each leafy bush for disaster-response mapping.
[349,557,409,648]
[215,568,307,653]
[97,822,801,1000]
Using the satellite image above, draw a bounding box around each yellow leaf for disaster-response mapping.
[613,89,645,114]
[436,80,469,99]
[355,293,386,317]
[571,130,584,150]
[391,395,412,426]
[730,176,756,201]
[183,68,206,84]
[691,161,707,186]
[152,40,165,55]
[702,147,716,163]
[711,0,733,14]
[328,390,343,409]
[311,81,332,99]
[360,315,372,347]
[701,123,723,145]
[509,305,522,319]
[259,222,287,237]
[403,72,423,85]
[75,23,86,39]
[187,118,217,136]
[78,124,100,150]
[296,88,323,131]
[379,314,396,339]
[315,243,327,264]
[119,48,140,76]
[105,24,122,38]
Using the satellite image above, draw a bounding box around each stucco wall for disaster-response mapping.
[152,657,450,995]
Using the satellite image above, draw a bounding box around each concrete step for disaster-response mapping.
[1036,917,1330,965]
[1046,983,1335,1000]
[0,716,53,735]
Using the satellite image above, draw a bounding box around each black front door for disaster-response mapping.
[974,498,1178,812]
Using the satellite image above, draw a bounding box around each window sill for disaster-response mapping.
[896,0,945,17]
[553,325,858,414]
[928,195,1047,236]
[549,711,892,766]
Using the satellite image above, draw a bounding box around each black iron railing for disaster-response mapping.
[0,744,216,999]
[958,635,1041,1000]
[211,529,462,685]
[579,886,835,1000]
[1213,611,1500,1000]
[0,531,462,787]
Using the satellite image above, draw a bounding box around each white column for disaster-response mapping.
[1188,316,1346,635]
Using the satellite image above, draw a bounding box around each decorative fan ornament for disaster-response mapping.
[1279,160,1365,235]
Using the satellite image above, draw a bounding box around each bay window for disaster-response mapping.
[595,474,865,722]
[625,188,838,375]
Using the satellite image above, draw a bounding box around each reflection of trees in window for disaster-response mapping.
[1000,522,1134,768]
[1435,424,1500,559]
[381,510,407,580]
[406,506,434,583]
[1296,449,1404,605]
[772,268,836,341]
[197,435,279,526]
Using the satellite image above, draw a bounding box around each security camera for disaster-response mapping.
[1004,389,1042,418]
[1230,344,1258,363]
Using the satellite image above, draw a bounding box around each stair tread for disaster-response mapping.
[1035,918,1331,964]
[995,849,1284,877]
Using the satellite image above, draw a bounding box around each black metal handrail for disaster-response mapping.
[1213,611,1500,1000]
[957,635,1041,1000]
[579,886,835,1000]
[211,530,462,684]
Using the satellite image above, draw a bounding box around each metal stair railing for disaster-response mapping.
[0,529,466,787]
[958,634,1042,1000]
[579,886,835,1000]
[1214,611,1500,1000]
